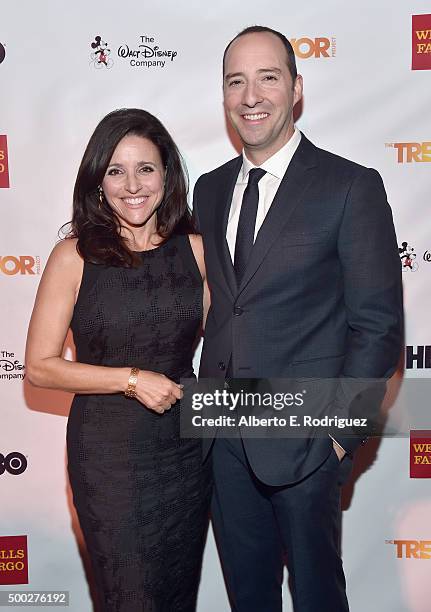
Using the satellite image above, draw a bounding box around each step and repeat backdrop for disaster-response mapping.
[1,1,431,610]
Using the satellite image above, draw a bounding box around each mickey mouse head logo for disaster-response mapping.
[90,36,113,69]
[399,241,418,272]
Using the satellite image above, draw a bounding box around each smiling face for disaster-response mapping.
[223,31,303,164]
[101,134,165,232]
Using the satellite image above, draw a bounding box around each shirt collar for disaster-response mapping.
[241,127,302,181]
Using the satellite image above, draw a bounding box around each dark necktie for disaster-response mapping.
[234,167,266,284]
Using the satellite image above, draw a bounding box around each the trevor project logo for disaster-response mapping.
[386,539,431,558]
[290,36,336,58]
[0,536,28,585]
[385,141,431,163]
[0,135,10,188]
[412,14,431,70]
[410,430,431,477]
[0,256,41,275]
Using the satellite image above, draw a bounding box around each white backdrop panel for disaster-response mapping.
[1,1,431,610]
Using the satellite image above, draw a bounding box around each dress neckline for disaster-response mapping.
[132,237,172,254]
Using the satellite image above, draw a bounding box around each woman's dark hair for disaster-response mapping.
[65,108,194,266]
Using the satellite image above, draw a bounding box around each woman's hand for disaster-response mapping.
[135,370,183,413]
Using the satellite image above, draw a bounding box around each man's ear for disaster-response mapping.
[293,74,303,107]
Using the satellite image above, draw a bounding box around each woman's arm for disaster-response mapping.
[189,234,210,329]
[25,239,181,411]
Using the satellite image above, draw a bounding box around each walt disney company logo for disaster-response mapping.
[117,34,178,68]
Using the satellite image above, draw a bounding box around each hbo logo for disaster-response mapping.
[0,452,28,475]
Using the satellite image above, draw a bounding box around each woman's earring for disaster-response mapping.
[98,186,103,210]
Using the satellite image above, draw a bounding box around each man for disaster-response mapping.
[192,25,403,611]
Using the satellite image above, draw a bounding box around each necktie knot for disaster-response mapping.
[247,167,266,187]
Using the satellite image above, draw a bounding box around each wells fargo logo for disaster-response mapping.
[0,135,10,188]
[289,37,336,58]
[0,536,28,585]
[412,14,431,70]
[386,539,431,559]
[410,430,431,477]
[385,141,431,163]
[0,256,41,275]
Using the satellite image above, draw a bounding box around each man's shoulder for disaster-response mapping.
[317,146,368,173]
[195,155,241,186]
[304,134,376,179]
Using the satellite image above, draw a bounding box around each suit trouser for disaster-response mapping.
[211,436,351,612]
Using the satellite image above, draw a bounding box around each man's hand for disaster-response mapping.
[332,439,346,462]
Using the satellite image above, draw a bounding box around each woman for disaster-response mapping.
[26,108,212,611]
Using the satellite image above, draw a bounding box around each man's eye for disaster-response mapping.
[228,79,242,87]
[262,75,277,82]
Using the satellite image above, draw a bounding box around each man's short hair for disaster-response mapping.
[223,25,298,81]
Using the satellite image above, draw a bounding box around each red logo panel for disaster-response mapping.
[410,430,431,478]
[0,535,28,585]
[0,135,10,188]
[412,14,431,70]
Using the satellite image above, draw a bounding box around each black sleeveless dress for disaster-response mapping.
[67,234,212,612]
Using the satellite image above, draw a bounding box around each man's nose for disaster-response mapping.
[242,81,263,107]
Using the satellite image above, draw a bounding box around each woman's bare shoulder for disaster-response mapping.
[44,238,83,282]
[50,238,80,261]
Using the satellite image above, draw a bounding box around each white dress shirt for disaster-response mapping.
[226,127,302,261]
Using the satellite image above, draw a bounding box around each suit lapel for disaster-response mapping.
[214,156,242,297]
[238,135,318,295]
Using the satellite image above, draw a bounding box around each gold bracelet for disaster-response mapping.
[124,367,139,399]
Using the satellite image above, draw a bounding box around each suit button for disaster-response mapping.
[233,306,243,316]
[218,361,226,371]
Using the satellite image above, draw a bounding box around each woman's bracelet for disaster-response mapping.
[124,367,140,399]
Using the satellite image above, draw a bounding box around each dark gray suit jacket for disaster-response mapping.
[193,134,403,486]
